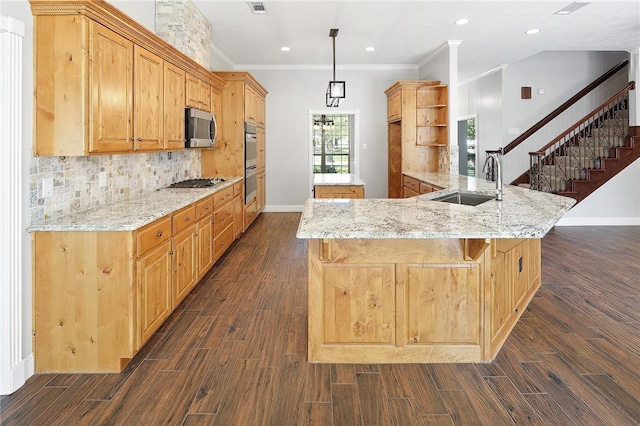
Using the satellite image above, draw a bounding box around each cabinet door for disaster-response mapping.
[387,92,401,122]
[257,127,266,171]
[199,80,211,112]
[185,73,201,108]
[134,46,164,151]
[173,225,197,308]
[89,22,134,153]
[164,63,185,150]
[137,240,172,345]
[244,86,256,124]
[510,241,530,311]
[256,94,265,127]
[197,217,214,280]
[490,250,512,342]
[233,195,243,238]
[257,171,266,212]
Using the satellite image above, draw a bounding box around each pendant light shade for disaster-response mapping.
[326,28,345,107]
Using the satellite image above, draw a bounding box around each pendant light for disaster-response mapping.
[326,28,345,107]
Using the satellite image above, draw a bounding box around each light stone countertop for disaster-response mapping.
[296,172,576,239]
[28,177,243,232]
[313,173,366,186]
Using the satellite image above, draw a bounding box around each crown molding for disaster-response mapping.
[458,64,509,86]
[416,42,449,69]
[210,41,236,69]
[233,63,418,71]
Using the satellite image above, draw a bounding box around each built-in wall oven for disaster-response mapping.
[245,123,257,203]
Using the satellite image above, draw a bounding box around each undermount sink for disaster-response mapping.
[431,191,496,206]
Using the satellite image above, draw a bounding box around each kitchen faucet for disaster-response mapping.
[483,152,503,201]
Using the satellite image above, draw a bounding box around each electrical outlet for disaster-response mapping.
[43,178,53,198]
[99,171,107,188]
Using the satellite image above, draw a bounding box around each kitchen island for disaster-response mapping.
[313,173,366,199]
[296,173,575,363]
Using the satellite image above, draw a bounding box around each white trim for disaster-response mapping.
[416,42,449,70]
[210,41,236,69]
[458,64,509,87]
[235,63,418,71]
[263,205,304,213]
[555,217,640,226]
[0,15,26,37]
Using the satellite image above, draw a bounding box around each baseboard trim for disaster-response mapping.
[1,353,34,395]
[263,205,304,213]
[556,217,640,226]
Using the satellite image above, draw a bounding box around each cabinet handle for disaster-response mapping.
[156,231,163,237]
[137,138,142,142]
[169,250,174,255]
[185,216,191,221]
[194,232,198,237]
[130,138,135,142]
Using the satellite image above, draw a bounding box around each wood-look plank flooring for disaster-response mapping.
[2,214,640,425]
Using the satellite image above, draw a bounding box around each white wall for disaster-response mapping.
[248,67,418,209]
[109,1,156,32]
[419,47,450,84]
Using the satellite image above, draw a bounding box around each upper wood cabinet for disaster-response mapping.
[30,0,226,156]
[89,22,134,153]
[385,81,449,198]
[186,73,211,112]
[244,85,265,127]
[163,63,186,150]
[134,45,164,151]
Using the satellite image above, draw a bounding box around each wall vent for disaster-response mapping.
[248,2,267,15]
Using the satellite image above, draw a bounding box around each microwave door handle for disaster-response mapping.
[210,116,217,146]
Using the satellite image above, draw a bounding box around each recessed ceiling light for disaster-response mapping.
[455,18,469,25]
[281,46,291,52]
[365,47,375,52]
[525,28,540,35]
[554,2,590,15]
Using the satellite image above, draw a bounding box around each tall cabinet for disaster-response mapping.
[202,72,267,232]
[385,81,449,198]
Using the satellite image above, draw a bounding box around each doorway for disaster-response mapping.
[458,115,478,177]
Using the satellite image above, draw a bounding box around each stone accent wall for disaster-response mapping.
[29,151,201,223]
[155,0,211,68]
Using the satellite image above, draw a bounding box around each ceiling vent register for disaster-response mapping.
[248,2,267,15]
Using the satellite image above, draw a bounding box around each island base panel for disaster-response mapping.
[307,237,541,363]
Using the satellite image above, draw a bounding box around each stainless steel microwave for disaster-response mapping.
[185,107,217,148]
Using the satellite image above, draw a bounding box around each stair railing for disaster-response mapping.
[529,82,634,193]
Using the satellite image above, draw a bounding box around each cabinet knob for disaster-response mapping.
[137,138,142,142]
[185,216,191,221]
[169,250,174,255]
[156,231,163,237]
[194,232,198,237]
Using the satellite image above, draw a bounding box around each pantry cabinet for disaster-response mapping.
[386,81,449,198]
[30,0,225,156]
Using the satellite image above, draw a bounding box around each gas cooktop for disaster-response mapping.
[168,178,226,188]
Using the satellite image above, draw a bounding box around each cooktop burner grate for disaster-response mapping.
[168,178,226,188]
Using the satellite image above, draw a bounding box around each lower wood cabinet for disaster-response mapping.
[306,237,541,364]
[314,185,364,199]
[32,184,242,373]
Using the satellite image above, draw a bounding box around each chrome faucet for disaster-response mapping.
[483,152,503,201]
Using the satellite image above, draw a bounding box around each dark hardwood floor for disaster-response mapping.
[2,214,640,425]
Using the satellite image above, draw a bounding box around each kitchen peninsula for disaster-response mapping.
[313,173,366,199]
[296,172,575,363]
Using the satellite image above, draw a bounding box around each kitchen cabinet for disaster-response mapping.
[203,71,267,231]
[90,22,135,153]
[402,174,444,197]
[257,127,266,172]
[186,73,211,112]
[32,184,241,373]
[30,0,225,156]
[385,81,449,198]
[257,171,266,212]
[164,63,186,150]
[233,182,243,238]
[134,45,164,151]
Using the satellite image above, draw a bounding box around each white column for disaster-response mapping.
[0,15,29,396]
[448,40,462,174]
[629,47,640,128]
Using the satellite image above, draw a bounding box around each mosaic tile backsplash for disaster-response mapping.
[29,151,202,223]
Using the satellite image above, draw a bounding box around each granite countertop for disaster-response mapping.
[28,177,243,232]
[296,172,576,239]
[313,173,366,187]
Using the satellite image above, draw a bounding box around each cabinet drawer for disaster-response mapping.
[213,223,234,262]
[214,201,234,237]
[136,216,172,258]
[214,186,234,207]
[233,181,242,198]
[195,196,214,221]
[173,205,196,235]
[402,175,420,193]
[419,182,443,194]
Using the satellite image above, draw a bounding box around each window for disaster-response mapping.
[312,114,351,173]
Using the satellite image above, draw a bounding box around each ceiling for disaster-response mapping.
[192,0,640,81]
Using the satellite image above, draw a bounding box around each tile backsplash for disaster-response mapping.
[29,151,202,224]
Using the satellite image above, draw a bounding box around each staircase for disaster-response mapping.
[496,58,638,204]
